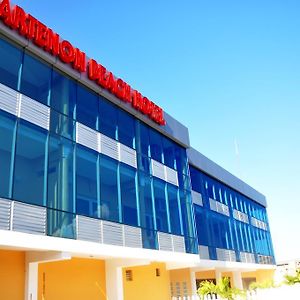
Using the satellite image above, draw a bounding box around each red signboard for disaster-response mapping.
[0,0,166,125]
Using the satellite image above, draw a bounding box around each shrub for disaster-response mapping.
[198,277,244,300]
[284,269,300,285]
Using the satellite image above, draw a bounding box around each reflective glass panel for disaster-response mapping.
[50,109,75,140]
[100,155,119,222]
[149,129,163,162]
[194,205,209,246]
[167,184,181,235]
[20,52,51,105]
[120,163,138,226]
[47,209,75,239]
[139,123,150,156]
[175,146,188,175]
[51,69,76,117]
[0,37,22,90]
[76,145,99,218]
[118,110,135,148]
[48,134,75,213]
[142,228,158,250]
[163,138,175,169]
[0,111,16,198]
[13,120,47,206]
[77,84,98,129]
[189,166,202,193]
[137,154,151,174]
[153,178,168,232]
[180,191,195,238]
[99,97,117,139]
[138,172,155,229]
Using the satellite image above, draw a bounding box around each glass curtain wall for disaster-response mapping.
[190,165,275,262]
[0,35,197,253]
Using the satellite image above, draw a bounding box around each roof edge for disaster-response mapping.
[187,147,267,207]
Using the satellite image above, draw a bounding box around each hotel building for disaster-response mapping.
[0,1,275,299]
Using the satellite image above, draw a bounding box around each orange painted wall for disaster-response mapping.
[195,270,216,280]
[169,268,192,297]
[0,250,25,300]
[38,258,106,300]
[123,262,171,300]
[242,269,275,283]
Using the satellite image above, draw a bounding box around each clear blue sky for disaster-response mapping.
[14,0,300,261]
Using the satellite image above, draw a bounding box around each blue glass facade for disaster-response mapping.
[0,35,197,253]
[0,34,274,262]
[190,165,275,263]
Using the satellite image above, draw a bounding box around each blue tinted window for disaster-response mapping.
[180,191,195,238]
[0,111,16,198]
[142,228,157,250]
[209,214,233,250]
[47,209,75,239]
[13,121,47,206]
[178,174,191,191]
[175,147,188,175]
[139,123,150,156]
[20,52,51,105]
[77,84,99,130]
[48,135,75,213]
[118,110,135,148]
[163,138,175,169]
[205,176,214,199]
[120,163,138,226]
[153,178,168,232]
[137,154,151,174]
[76,145,99,218]
[138,172,155,229]
[215,183,222,202]
[50,110,75,140]
[0,37,22,90]
[190,166,202,193]
[149,129,163,162]
[233,220,243,251]
[100,155,119,222]
[194,205,209,246]
[51,69,76,117]
[167,184,181,235]
[99,98,117,139]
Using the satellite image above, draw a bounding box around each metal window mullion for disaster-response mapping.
[46,68,52,106]
[7,112,18,200]
[134,169,141,227]
[188,191,198,245]
[72,142,76,215]
[164,183,171,234]
[227,216,235,251]
[176,188,184,236]
[43,133,49,207]
[150,175,157,231]
[233,220,240,253]
[116,161,122,223]
[96,153,101,219]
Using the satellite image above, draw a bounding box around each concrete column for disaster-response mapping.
[190,270,197,296]
[232,271,243,289]
[105,261,124,300]
[25,262,38,300]
[215,269,222,283]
